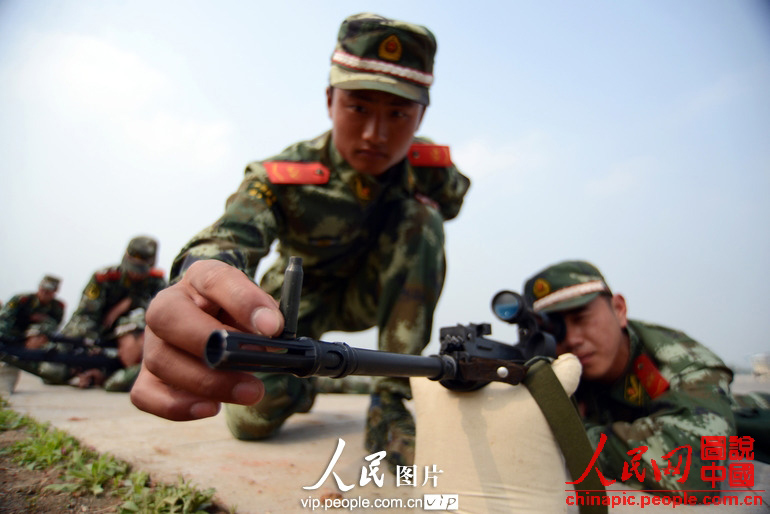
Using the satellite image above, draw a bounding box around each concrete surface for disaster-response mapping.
[5,371,770,513]
[7,371,419,513]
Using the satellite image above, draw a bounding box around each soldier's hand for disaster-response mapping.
[415,192,439,210]
[102,297,132,329]
[24,334,49,350]
[77,368,105,389]
[130,259,284,421]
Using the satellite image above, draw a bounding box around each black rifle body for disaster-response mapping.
[203,257,561,392]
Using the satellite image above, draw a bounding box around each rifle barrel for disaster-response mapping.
[205,330,457,381]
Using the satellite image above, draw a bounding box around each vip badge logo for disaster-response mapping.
[424,494,459,510]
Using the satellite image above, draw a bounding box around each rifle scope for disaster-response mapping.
[491,290,566,344]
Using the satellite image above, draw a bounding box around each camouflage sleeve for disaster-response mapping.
[60,274,107,341]
[112,275,168,337]
[417,164,470,221]
[29,301,64,337]
[586,336,736,499]
[409,137,471,221]
[170,164,279,282]
[135,274,167,309]
[0,295,24,340]
[151,275,168,296]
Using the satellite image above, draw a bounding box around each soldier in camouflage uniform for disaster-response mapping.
[0,275,64,345]
[131,13,469,473]
[0,275,65,394]
[50,236,167,391]
[523,260,737,500]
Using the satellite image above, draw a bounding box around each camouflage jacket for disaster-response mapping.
[171,131,470,280]
[60,266,167,342]
[578,320,735,499]
[0,293,65,342]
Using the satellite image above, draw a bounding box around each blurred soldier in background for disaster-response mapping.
[44,236,166,391]
[0,275,64,346]
[0,275,65,394]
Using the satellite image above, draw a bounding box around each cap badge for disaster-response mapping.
[379,35,402,61]
[532,278,551,299]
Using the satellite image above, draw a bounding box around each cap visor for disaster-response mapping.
[329,66,429,105]
[538,292,602,313]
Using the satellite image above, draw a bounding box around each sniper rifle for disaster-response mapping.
[203,256,565,391]
[202,258,608,512]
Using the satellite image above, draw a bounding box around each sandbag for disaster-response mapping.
[411,353,582,514]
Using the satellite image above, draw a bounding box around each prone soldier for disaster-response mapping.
[521,260,768,499]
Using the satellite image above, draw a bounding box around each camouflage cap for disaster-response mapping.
[39,275,61,291]
[523,260,612,313]
[329,13,437,105]
[121,236,158,275]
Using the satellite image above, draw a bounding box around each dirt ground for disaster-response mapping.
[0,429,122,513]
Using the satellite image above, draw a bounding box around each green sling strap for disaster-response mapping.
[523,358,608,514]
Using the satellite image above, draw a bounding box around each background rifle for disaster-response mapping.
[0,334,122,372]
[204,257,565,392]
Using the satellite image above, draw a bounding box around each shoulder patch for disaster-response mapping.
[95,270,122,283]
[85,282,101,300]
[408,143,452,167]
[264,162,330,184]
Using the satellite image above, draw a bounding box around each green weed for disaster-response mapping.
[0,401,226,513]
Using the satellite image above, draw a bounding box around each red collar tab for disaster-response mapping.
[632,354,670,400]
[95,270,122,283]
[408,143,452,167]
[265,162,330,184]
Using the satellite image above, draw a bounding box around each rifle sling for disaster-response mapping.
[523,358,608,514]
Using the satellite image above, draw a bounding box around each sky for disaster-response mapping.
[1,0,768,370]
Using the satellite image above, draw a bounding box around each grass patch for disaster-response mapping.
[0,398,230,513]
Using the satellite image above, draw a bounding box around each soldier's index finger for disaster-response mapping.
[184,260,283,336]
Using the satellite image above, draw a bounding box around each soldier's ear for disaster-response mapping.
[415,104,427,130]
[326,87,334,116]
[611,293,628,329]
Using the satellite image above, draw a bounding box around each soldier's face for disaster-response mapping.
[327,88,425,175]
[37,288,56,304]
[556,294,630,383]
[127,271,149,281]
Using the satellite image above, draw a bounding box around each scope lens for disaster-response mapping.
[491,291,522,323]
